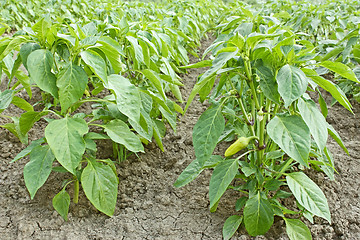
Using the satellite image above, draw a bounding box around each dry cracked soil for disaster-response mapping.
[0,36,359,240]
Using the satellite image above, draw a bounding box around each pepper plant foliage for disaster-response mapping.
[175,11,356,240]
[0,0,222,219]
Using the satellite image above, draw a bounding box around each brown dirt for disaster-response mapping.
[1,36,360,240]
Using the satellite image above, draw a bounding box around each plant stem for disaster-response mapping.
[73,179,79,204]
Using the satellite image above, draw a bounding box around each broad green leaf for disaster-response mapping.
[19,111,49,135]
[244,192,274,236]
[108,74,141,122]
[11,138,45,163]
[24,145,55,199]
[185,50,238,112]
[0,89,14,113]
[302,68,352,113]
[11,96,33,112]
[223,215,243,240]
[298,98,328,150]
[45,117,88,174]
[27,49,58,98]
[320,61,360,83]
[141,89,171,114]
[319,147,335,180]
[235,197,248,211]
[209,158,239,209]
[101,119,144,153]
[81,158,118,216]
[267,115,310,167]
[141,69,166,100]
[52,187,70,221]
[256,66,280,104]
[193,105,225,165]
[1,117,28,144]
[139,39,150,68]
[80,49,107,85]
[159,102,177,133]
[15,70,32,98]
[179,60,212,69]
[126,36,144,66]
[20,42,41,69]
[153,119,165,152]
[327,124,349,155]
[317,90,328,118]
[284,218,312,240]
[169,84,183,102]
[0,36,28,61]
[276,64,308,107]
[97,36,125,74]
[199,75,216,102]
[286,172,331,223]
[57,63,88,113]
[174,158,203,188]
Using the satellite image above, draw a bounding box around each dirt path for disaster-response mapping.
[0,36,360,239]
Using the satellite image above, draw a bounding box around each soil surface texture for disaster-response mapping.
[0,36,359,240]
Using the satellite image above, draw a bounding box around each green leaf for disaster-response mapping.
[298,98,328,150]
[11,96,33,112]
[97,36,125,74]
[11,138,45,163]
[317,90,328,118]
[302,68,352,113]
[180,60,213,69]
[0,36,28,61]
[45,117,88,174]
[209,158,239,209]
[284,218,312,240]
[193,105,225,165]
[81,158,118,216]
[276,64,308,107]
[184,50,238,112]
[108,74,141,122]
[101,119,144,153]
[20,42,41,70]
[267,115,310,167]
[0,89,14,113]
[52,187,70,221]
[126,36,144,66]
[153,119,165,151]
[80,49,107,85]
[1,117,28,144]
[24,145,55,199]
[256,66,280,104]
[223,215,243,240]
[320,61,360,83]
[327,123,349,155]
[141,69,166,100]
[57,63,88,113]
[286,172,331,223]
[174,158,203,188]
[27,49,58,98]
[244,192,274,236]
[19,111,48,135]
[235,197,248,211]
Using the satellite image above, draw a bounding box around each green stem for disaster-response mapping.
[73,179,79,204]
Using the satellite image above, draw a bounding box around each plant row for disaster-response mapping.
[175,3,358,240]
[0,0,226,220]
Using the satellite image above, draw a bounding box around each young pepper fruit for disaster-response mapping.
[224,136,258,157]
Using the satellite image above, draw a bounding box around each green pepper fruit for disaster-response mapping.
[224,136,257,157]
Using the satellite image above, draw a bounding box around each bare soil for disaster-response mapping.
[0,36,359,240]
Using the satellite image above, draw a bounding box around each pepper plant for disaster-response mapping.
[0,0,219,219]
[175,12,356,239]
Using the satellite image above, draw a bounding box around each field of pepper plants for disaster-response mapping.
[0,0,360,239]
